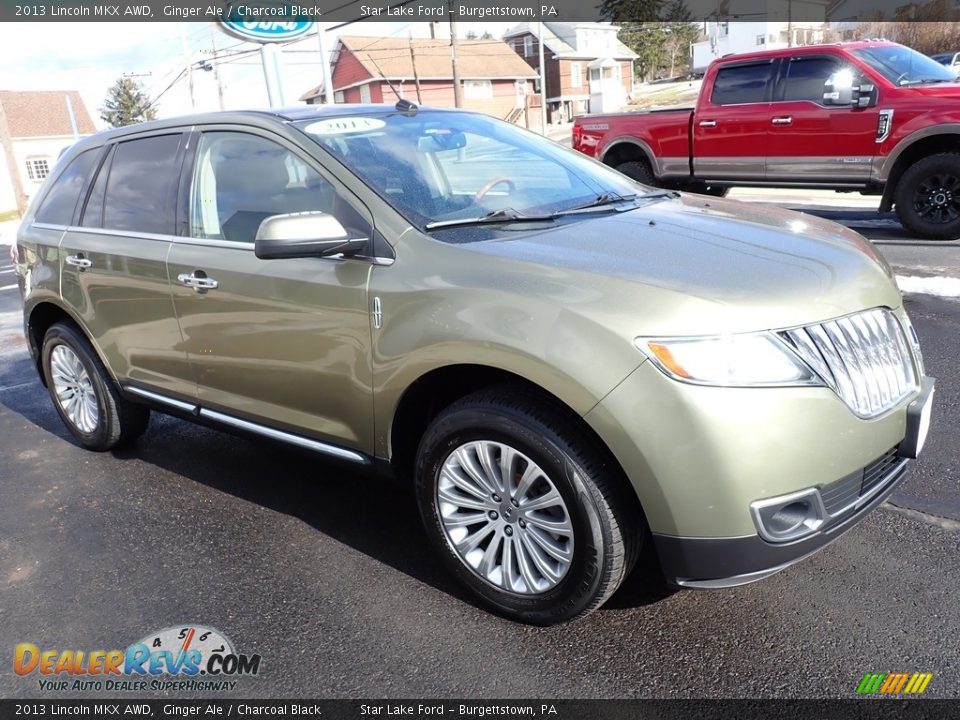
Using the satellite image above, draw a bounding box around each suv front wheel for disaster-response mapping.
[41,322,150,451]
[414,386,643,625]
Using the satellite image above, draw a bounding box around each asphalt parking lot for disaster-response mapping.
[1,197,958,699]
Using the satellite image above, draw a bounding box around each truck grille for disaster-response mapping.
[779,308,916,418]
[821,447,901,517]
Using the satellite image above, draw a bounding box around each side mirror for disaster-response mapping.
[823,71,877,108]
[254,212,368,260]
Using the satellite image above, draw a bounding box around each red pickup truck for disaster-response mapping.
[572,41,960,239]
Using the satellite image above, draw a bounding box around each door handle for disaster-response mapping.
[698,120,717,128]
[177,272,219,293]
[65,254,92,270]
[771,116,793,125]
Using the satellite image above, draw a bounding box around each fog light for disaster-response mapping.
[751,489,825,543]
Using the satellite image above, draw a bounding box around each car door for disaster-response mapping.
[692,59,774,181]
[765,53,881,182]
[166,128,376,455]
[59,131,196,399]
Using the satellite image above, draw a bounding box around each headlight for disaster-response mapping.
[634,333,822,387]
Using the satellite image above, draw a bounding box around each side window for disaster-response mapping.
[190,132,361,244]
[80,146,114,228]
[103,134,182,235]
[34,148,100,226]
[711,63,773,105]
[782,57,842,104]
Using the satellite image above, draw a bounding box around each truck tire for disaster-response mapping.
[894,152,960,240]
[615,160,655,186]
[414,385,644,625]
[41,322,150,451]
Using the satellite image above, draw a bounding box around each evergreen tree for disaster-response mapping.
[99,77,156,128]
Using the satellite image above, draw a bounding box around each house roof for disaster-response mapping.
[503,22,638,60]
[335,35,539,83]
[0,90,96,138]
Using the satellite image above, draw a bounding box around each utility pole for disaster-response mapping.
[409,31,423,104]
[209,26,226,111]
[450,18,463,108]
[179,25,196,110]
[317,23,335,104]
[537,21,547,134]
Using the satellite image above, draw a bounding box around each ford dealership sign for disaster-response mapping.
[219,19,315,43]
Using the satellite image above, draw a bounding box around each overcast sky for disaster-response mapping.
[0,21,515,128]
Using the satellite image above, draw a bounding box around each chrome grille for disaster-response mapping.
[779,308,916,418]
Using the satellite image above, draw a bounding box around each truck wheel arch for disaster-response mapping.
[879,125,960,212]
[599,138,658,177]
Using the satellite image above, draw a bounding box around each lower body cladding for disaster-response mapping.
[585,359,935,590]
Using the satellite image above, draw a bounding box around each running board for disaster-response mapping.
[124,385,369,465]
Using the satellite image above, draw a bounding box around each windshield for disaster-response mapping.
[298,110,643,229]
[853,44,957,85]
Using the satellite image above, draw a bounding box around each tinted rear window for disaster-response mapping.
[34,149,99,226]
[80,146,113,228]
[711,63,773,105]
[103,134,182,234]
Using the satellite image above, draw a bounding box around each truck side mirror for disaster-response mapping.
[823,70,877,108]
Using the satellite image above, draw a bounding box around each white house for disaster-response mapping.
[504,22,637,120]
[691,0,829,71]
[0,90,96,215]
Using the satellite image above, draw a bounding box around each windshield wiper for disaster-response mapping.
[425,207,555,230]
[555,191,638,214]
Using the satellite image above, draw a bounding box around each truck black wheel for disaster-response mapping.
[894,153,960,240]
[415,385,644,625]
[615,160,655,186]
[41,322,150,451]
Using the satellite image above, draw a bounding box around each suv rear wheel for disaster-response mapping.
[414,386,643,625]
[894,152,960,240]
[41,322,150,451]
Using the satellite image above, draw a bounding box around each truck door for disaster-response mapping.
[765,54,880,183]
[692,59,774,181]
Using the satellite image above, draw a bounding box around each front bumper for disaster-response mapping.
[653,376,934,588]
[654,452,909,588]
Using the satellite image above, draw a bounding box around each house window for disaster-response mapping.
[25,158,50,182]
[334,90,345,103]
[523,36,533,58]
[590,68,601,82]
[359,83,371,103]
[756,34,766,46]
[570,62,582,88]
[464,80,493,99]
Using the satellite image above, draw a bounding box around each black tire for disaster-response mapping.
[414,385,644,625]
[615,160,656,186]
[894,152,960,240]
[41,322,149,451]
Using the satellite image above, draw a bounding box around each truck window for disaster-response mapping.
[710,63,773,105]
[781,57,841,104]
[34,148,99,226]
[102,134,182,235]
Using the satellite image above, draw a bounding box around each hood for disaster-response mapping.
[458,194,902,336]
[903,83,960,99]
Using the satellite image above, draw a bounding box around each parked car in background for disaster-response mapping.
[15,103,933,624]
[931,51,960,76]
[573,41,960,240]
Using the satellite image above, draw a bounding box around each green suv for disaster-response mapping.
[14,103,934,625]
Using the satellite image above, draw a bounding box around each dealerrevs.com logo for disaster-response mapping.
[14,625,261,692]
